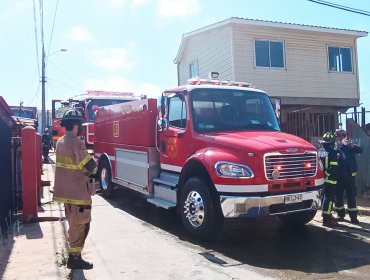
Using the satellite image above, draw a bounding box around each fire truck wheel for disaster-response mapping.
[180,176,224,241]
[98,159,113,198]
[279,210,317,226]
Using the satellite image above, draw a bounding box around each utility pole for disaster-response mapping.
[40,0,46,132]
[41,44,46,132]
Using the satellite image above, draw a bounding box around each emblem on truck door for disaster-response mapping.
[167,138,178,159]
[271,169,281,179]
[113,121,119,137]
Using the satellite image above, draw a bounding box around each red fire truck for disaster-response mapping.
[94,77,324,240]
[51,91,137,148]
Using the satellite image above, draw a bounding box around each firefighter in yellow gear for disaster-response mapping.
[53,108,97,270]
[319,132,339,228]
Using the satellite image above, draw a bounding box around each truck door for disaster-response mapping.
[159,93,192,171]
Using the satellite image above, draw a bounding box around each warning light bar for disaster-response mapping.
[188,72,252,87]
[188,77,251,88]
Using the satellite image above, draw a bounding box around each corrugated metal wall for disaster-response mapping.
[347,118,370,195]
[0,108,15,240]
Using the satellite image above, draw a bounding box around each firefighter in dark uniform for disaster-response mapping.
[53,109,97,270]
[42,128,52,163]
[319,132,339,228]
[335,129,362,224]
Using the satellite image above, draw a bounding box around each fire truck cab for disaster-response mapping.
[94,76,324,240]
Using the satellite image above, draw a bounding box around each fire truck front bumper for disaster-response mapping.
[219,188,323,218]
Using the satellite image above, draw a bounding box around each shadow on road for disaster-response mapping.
[0,235,15,280]
[102,188,370,275]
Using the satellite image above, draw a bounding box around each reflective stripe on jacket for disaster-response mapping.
[321,149,338,185]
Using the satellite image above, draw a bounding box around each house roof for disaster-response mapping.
[174,17,368,63]
[0,96,15,127]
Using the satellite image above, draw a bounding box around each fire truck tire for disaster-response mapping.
[180,176,224,241]
[98,159,114,198]
[278,210,317,226]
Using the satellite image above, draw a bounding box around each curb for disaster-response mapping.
[318,207,370,217]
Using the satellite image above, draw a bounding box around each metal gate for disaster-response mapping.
[281,109,336,142]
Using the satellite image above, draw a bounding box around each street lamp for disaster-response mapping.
[41,48,67,131]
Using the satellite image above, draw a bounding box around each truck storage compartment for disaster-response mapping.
[95,99,158,147]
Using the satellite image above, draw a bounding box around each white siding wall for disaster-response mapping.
[178,25,233,85]
[232,23,359,101]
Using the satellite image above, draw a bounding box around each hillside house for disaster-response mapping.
[174,17,367,141]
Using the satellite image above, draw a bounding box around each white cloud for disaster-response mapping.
[66,26,94,43]
[84,76,162,97]
[89,48,134,71]
[158,0,201,17]
[107,0,127,8]
[132,0,151,7]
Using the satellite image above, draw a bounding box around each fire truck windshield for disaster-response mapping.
[86,99,131,121]
[52,101,79,119]
[191,88,280,133]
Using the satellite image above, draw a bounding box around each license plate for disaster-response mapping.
[284,194,303,204]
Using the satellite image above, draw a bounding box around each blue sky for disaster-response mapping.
[0,0,369,109]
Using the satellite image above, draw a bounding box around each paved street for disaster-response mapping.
[76,187,370,280]
[2,158,370,280]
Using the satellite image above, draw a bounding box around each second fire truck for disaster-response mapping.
[94,76,324,240]
[51,90,137,148]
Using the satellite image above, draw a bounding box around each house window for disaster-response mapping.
[328,46,352,72]
[189,60,199,78]
[255,40,285,68]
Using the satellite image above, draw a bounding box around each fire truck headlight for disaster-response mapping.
[215,162,254,178]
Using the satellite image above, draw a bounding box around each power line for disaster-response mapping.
[47,59,80,85]
[47,0,59,57]
[48,77,80,92]
[27,83,41,106]
[32,0,40,78]
[307,0,370,16]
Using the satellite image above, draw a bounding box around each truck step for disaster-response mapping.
[153,172,179,189]
[147,198,176,209]
[153,184,177,204]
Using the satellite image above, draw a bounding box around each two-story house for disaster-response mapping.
[174,17,367,141]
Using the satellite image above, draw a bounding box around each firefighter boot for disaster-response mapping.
[349,212,360,224]
[67,255,93,270]
[336,216,345,222]
[322,215,338,228]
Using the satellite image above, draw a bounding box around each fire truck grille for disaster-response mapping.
[265,153,317,180]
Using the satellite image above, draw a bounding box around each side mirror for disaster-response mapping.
[274,98,281,122]
[157,118,168,131]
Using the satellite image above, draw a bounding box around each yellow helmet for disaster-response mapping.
[319,132,335,144]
